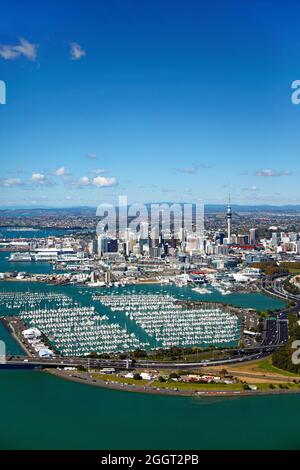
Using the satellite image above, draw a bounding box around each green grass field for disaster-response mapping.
[151,380,300,391]
[151,381,243,391]
[256,358,300,377]
[79,370,300,393]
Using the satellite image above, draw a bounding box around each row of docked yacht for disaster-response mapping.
[20,305,146,356]
[96,294,241,348]
[0,291,78,312]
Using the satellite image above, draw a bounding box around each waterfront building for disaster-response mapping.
[34,248,59,261]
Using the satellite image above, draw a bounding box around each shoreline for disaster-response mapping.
[45,368,300,398]
[0,318,30,356]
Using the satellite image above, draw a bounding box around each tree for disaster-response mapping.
[133,373,142,381]
[132,349,147,358]
[87,352,99,358]
[169,372,179,379]
[158,376,166,383]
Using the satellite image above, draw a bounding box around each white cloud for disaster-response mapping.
[80,176,90,186]
[70,42,86,60]
[0,38,38,61]
[64,175,91,189]
[31,173,46,182]
[0,177,23,187]
[30,173,55,187]
[255,169,292,177]
[93,176,118,187]
[54,166,69,176]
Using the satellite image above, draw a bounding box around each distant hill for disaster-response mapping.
[1,204,300,215]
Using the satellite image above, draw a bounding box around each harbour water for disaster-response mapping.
[0,252,54,275]
[0,227,84,239]
[0,370,300,450]
[0,321,24,355]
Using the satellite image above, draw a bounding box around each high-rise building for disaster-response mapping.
[88,239,98,255]
[237,234,249,246]
[97,235,108,257]
[139,221,149,240]
[214,230,225,245]
[226,194,232,244]
[107,238,118,253]
[178,228,186,243]
[272,232,280,247]
[249,228,258,245]
[150,226,159,247]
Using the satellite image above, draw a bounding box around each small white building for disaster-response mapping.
[38,348,54,358]
[22,328,42,339]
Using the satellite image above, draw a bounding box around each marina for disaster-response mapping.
[0,280,285,356]
[95,293,241,348]
[20,306,142,355]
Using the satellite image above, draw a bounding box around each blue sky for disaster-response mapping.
[0,0,300,207]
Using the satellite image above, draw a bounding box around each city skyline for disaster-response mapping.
[1,0,300,207]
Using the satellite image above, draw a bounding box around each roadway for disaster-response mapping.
[3,346,278,370]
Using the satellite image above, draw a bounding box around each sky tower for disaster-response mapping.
[227,194,232,244]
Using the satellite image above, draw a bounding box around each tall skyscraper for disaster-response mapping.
[226,194,232,244]
[272,232,280,247]
[249,228,258,245]
[139,221,149,240]
[97,234,108,257]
